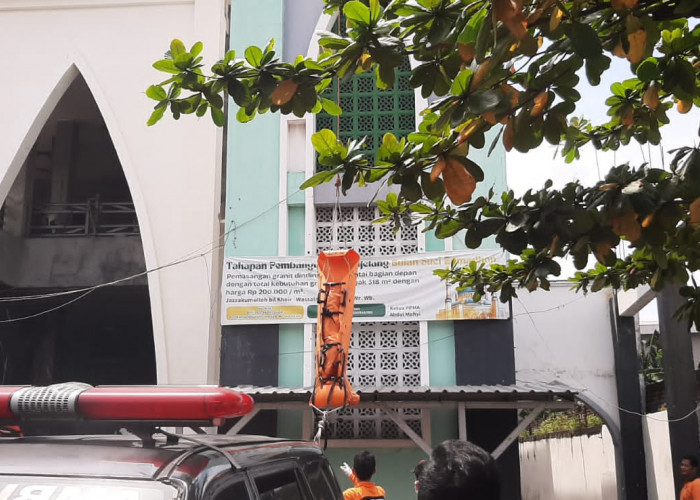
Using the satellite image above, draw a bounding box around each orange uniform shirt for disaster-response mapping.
[343,473,385,500]
[681,478,700,500]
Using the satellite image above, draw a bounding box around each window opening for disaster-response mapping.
[253,468,304,500]
[208,478,251,500]
[302,459,340,500]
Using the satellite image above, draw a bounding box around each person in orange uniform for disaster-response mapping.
[681,456,700,500]
[339,451,386,500]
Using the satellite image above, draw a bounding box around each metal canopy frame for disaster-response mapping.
[226,385,577,459]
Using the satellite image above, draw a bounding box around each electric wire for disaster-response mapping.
[3,191,693,425]
[0,189,301,322]
[0,188,302,304]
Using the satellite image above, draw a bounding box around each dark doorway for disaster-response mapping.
[0,74,155,386]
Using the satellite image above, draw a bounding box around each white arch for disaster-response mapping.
[0,58,169,383]
[0,65,78,204]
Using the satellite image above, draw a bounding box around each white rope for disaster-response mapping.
[310,404,341,448]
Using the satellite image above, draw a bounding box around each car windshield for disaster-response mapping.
[0,476,178,500]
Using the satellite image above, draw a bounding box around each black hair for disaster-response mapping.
[418,440,500,500]
[683,455,699,468]
[413,459,427,480]
[353,451,376,481]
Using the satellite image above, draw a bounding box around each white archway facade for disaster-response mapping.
[0,0,227,384]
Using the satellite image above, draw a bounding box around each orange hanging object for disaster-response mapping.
[310,249,361,409]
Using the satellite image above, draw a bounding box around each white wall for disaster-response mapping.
[520,411,675,500]
[0,0,227,384]
[520,428,618,500]
[643,411,675,500]
[513,283,620,430]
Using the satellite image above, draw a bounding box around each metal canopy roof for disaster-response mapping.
[226,382,579,457]
[230,382,576,404]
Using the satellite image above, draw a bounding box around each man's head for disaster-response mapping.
[413,459,427,493]
[418,440,499,500]
[680,455,699,481]
[353,451,376,481]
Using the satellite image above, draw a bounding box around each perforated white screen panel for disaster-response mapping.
[314,206,424,440]
[315,206,418,256]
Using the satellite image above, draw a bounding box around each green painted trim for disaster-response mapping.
[430,409,458,447]
[425,231,444,252]
[288,206,305,257]
[279,324,304,387]
[287,172,306,206]
[276,409,303,439]
[428,321,456,386]
[427,321,457,447]
[225,0,284,257]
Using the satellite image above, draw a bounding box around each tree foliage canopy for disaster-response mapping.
[148,0,700,327]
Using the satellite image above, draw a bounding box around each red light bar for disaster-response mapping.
[0,387,26,420]
[77,386,254,421]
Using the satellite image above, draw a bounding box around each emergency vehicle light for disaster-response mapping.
[0,384,254,423]
[77,386,254,421]
[0,387,26,420]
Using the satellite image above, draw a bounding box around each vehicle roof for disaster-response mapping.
[0,434,324,480]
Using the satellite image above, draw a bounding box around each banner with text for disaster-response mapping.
[221,250,509,324]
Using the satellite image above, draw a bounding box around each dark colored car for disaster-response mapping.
[0,384,343,500]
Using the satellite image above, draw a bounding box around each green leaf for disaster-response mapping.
[636,57,660,83]
[300,167,342,190]
[497,229,528,255]
[210,106,225,127]
[474,10,492,62]
[236,106,256,123]
[369,0,382,23]
[190,41,203,57]
[567,23,602,59]
[343,0,371,25]
[543,114,563,145]
[436,219,464,238]
[376,63,396,90]
[195,102,208,117]
[244,46,264,67]
[228,79,252,107]
[147,106,165,126]
[311,129,340,157]
[477,218,505,238]
[451,68,472,97]
[458,5,488,45]
[421,172,445,202]
[466,90,499,114]
[410,202,433,214]
[553,86,581,102]
[153,59,181,74]
[146,85,167,101]
[321,97,343,116]
[401,181,423,202]
[170,39,187,58]
[585,54,611,86]
[465,227,482,249]
[591,275,606,292]
[674,0,698,14]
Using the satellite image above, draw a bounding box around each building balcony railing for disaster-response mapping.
[28,198,139,237]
